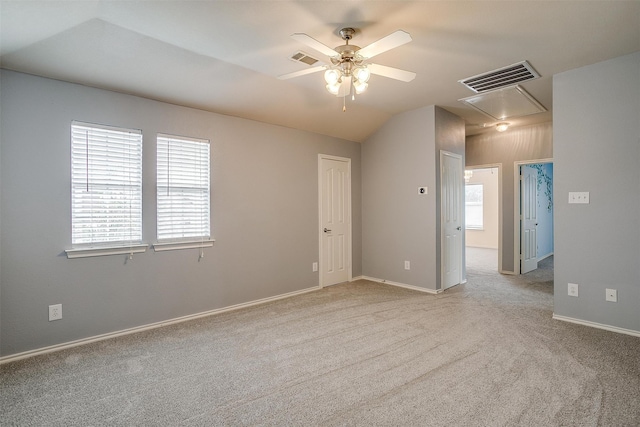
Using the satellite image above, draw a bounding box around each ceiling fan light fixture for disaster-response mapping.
[496,122,510,132]
[283,28,415,107]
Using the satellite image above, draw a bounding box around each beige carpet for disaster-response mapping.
[2,253,639,426]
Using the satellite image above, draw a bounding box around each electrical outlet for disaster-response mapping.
[606,288,617,302]
[568,283,579,297]
[404,260,410,270]
[312,262,318,272]
[49,304,62,321]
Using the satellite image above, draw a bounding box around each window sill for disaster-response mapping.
[466,227,485,231]
[65,244,149,259]
[153,239,215,252]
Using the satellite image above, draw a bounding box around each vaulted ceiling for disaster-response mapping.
[1,1,638,142]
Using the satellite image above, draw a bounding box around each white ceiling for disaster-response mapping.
[1,1,639,142]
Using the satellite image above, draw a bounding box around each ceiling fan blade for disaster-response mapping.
[337,76,352,97]
[278,65,326,80]
[368,63,416,82]
[357,30,412,59]
[291,33,339,58]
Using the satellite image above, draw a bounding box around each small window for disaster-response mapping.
[465,184,483,230]
[156,134,210,242]
[71,121,143,246]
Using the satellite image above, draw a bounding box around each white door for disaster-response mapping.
[319,156,351,287]
[441,151,463,289]
[521,166,538,273]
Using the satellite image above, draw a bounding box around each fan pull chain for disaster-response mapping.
[343,95,346,112]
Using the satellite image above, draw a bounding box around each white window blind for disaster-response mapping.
[157,134,210,242]
[71,121,143,246]
[465,183,484,230]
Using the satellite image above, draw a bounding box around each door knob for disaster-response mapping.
[324,228,332,233]
[456,226,461,230]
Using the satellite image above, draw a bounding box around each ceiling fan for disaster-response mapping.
[278,28,416,99]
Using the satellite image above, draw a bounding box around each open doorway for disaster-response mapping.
[515,161,554,276]
[465,165,501,273]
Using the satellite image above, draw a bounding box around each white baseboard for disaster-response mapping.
[0,285,321,365]
[360,276,441,294]
[500,269,517,275]
[552,314,640,338]
[538,252,554,262]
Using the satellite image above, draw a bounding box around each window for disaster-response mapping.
[465,184,483,229]
[156,134,211,246]
[70,121,143,250]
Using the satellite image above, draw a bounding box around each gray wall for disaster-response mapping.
[466,123,553,273]
[362,106,437,290]
[553,52,640,332]
[362,105,465,291]
[0,70,362,356]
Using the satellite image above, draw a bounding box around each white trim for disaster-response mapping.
[0,285,320,365]
[157,133,209,145]
[72,120,142,135]
[464,163,503,273]
[153,239,215,252]
[537,252,553,262]
[361,276,441,295]
[499,269,517,275]
[318,154,353,288]
[552,314,640,338]
[351,275,365,281]
[514,158,553,274]
[65,244,148,259]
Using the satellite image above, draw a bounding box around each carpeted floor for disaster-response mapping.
[2,251,639,426]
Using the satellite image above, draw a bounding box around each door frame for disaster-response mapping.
[318,154,352,288]
[464,163,503,273]
[440,150,463,290]
[513,158,553,274]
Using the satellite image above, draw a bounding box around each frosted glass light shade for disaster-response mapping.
[326,83,340,95]
[354,67,370,83]
[354,80,368,94]
[324,69,341,85]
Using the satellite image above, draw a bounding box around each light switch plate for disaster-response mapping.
[568,192,589,204]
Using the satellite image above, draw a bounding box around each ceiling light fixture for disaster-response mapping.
[279,28,416,111]
[464,170,473,183]
[322,28,370,101]
[496,122,510,132]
